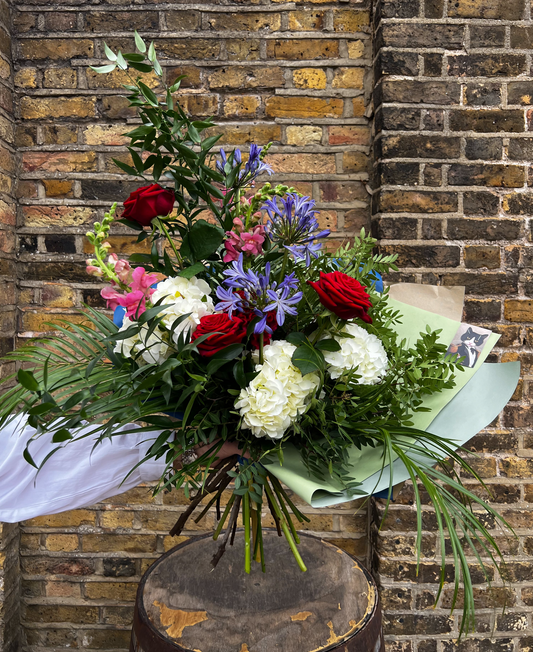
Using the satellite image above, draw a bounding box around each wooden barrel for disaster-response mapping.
[130,530,384,652]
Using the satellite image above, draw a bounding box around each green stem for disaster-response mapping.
[278,250,289,285]
[244,492,251,574]
[271,478,300,544]
[269,475,310,523]
[258,333,264,365]
[264,483,307,572]
[213,494,235,540]
[158,220,183,268]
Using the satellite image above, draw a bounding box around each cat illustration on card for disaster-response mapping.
[447,327,489,369]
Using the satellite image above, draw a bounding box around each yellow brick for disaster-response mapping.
[86,68,159,90]
[85,582,138,601]
[41,284,76,309]
[43,68,77,89]
[288,11,325,31]
[139,510,214,532]
[348,40,366,59]
[20,533,40,551]
[83,124,129,146]
[333,9,370,32]
[293,68,327,90]
[83,235,150,255]
[0,57,10,80]
[102,486,157,505]
[19,38,94,60]
[46,581,81,598]
[353,97,365,116]
[223,95,260,118]
[23,151,96,172]
[286,125,322,146]
[505,300,533,322]
[162,535,190,553]
[25,510,96,528]
[45,534,79,552]
[332,68,365,89]
[268,153,336,174]
[43,179,73,198]
[82,534,157,553]
[23,206,95,227]
[266,96,343,118]
[14,67,37,88]
[100,511,135,529]
[20,311,88,333]
[20,96,96,120]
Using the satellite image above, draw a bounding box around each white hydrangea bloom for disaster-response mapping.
[236,340,320,440]
[150,276,214,342]
[324,322,388,384]
[114,317,171,366]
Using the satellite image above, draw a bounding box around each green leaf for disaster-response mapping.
[286,332,307,346]
[23,447,37,468]
[17,369,39,392]
[148,41,156,62]
[233,360,247,389]
[52,429,73,443]
[206,344,244,376]
[90,64,116,74]
[123,53,145,62]
[128,62,154,73]
[180,219,224,262]
[153,59,163,77]
[178,262,206,279]
[315,339,341,352]
[291,343,325,376]
[104,43,117,61]
[116,51,128,70]
[28,402,56,416]
[138,81,158,106]
[134,31,147,54]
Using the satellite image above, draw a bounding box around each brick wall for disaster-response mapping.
[0,523,20,652]
[372,0,533,650]
[6,1,373,649]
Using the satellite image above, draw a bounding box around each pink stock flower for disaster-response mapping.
[223,218,265,263]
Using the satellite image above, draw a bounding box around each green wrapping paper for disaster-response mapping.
[265,297,520,508]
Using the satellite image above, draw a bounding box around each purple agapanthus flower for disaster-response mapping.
[263,193,330,266]
[216,145,273,188]
[215,254,302,334]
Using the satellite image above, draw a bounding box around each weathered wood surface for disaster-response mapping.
[131,531,384,652]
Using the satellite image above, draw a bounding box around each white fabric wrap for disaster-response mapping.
[0,415,167,523]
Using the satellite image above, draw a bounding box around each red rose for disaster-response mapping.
[308,271,373,323]
[191,313,248,357]
[122,184,174,227]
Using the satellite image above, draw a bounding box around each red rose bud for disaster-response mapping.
[308,271,373,323]
[191,313,248,357]
[122,184,175,227]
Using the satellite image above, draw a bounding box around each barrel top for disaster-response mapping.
[139,531,378,652]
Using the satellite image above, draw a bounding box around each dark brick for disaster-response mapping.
[378,107,420,131]
[81,179,141,202]
[503,193,533,215]
[376,0,419,18]
[510,26,533,49]
[380,24,465,49]
[423,164,442,186]
[378,162,420,187]
[464,299,501,322]
[448,54,526,77]
[442,273,518,295]
[380,245,460,268]
[373,217,418,240]
[464,246,501,269]
[467,431,519,453]
[380,190,458,213]
[20,262,97,283]
[510,138,533,160]
[382,80,460,105]
[508,82,533,106]
[382,135,460,159]
[423,53,442,77]
[470,25,506,48]
[83,289,106,308]
[450,110,524,133]
[383,614,452,636]
[103,558,136,578]
[421,110,444,131]
[465,83,502,107]
[422,219,443,239]
[19,236,37,253]
[443,639,513,652]
[449,217,520,241]
[462,192,500,216]
[44,235,76,254]
[424,0,444,17]
[376,51,419,78]
[465,138,503,161]
[84,11,159,32]
[448,164,524,188]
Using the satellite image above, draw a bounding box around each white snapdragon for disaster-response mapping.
[236,340,320,440]
[114,317,171,366]
[324,322,388,384]
[150,276,214,342]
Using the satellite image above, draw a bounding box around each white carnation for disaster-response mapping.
[114,317,171,366]
[236,340,320,440]
[324,322,388,384]
[150,276,214,342]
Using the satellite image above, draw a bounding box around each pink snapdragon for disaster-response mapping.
[107,253,132,284]
[101,267,158,317]
[223,217,265,263]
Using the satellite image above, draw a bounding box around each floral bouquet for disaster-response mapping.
[0,34,520,634]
